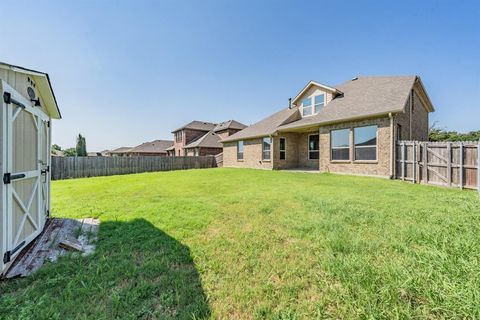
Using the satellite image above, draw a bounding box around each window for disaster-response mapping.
[237,141,244,160]
[308,135,319,160]
[262,137,271,161]
[302,98,312,116]
[279,138,286,160]
[194,148,199,156]
[396,124,402,141]
[354,125,377,161]
[175,131,183,142]
[331,129,350,160]
[314,94,325,113]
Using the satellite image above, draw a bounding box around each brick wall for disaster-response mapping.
[223,138,274,169]
[319,117,392,178]
[394,87,429,141]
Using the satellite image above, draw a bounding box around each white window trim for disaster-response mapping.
[308,134,319,160]
[279,137,286,160]
[301,94,326,117]
[237,140,244,161]
[314,94,325,113]
[262,137,272,161]
[353,125,378,162]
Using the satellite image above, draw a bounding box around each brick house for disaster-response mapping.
[221,76,434,178]
[169,120,246,156]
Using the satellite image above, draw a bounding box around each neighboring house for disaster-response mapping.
[170,120,246,156]
[125,140,173,156]
[0,62,61,274]
[87,150,109,157]
[221,76,434,178]
[107,146,132,157]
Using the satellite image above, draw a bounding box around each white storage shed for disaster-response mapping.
[0,62,61,274]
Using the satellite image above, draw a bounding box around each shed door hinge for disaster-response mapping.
[47,121,51,127]
[3,241,26,264]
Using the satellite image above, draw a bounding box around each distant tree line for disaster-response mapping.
[51,133,87,156]
[429,124,480,142]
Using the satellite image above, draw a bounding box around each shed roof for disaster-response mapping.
[128,140,174,154]
[0,62,61,119]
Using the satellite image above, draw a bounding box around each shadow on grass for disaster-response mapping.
[0,218,210,320]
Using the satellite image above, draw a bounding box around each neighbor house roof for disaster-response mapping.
[165,145,175,151]
[221,107,300,142]
[108,147,133,154]
[172,121,216,133]
[184,131,223,149]
[213,120,247,132]
[0,62,61,119]
[223,76,434,142]
[128,140,174,154]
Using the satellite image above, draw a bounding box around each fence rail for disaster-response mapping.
[395,141,479,191]
[51,156,217,180]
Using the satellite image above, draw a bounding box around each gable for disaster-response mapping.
[0,62,61,119]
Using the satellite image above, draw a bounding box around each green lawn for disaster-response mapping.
[1,168,480,319]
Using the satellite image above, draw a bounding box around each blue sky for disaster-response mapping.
[1,0,479,151]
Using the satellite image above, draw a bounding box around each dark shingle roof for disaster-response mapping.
[222,76,432,142]
[172,121,216,133]
[108,147,133,154]
[221,107,300,142]
[184,131,222,149]
[127,140,174,154]
[278,76,418,131]
[213,120,247,132]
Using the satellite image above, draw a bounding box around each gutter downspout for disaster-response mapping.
[409,90,413,140]
[389,112,394,179]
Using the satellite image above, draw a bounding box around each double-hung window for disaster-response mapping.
[302,98,312,116]
[237,141,244,160]
[308,135,319,160]
[262,137,272,161]
[354,125,377,161]
[279,138,286,160]
[314,94,325,113]
[331,129,350,160]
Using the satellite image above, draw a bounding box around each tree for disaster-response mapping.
[429,123,480,142]
[76,134,87,156]
[63,148,77,157]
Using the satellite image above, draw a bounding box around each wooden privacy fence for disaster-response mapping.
[396,141,480,191]
[51,156,217,180]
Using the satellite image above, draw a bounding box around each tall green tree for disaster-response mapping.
[76,134,87,156]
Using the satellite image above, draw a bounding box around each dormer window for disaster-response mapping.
[302,98,312,116]
[302,94,325,117]
[314,94,325,113]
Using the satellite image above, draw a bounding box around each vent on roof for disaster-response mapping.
[352,77,358,81]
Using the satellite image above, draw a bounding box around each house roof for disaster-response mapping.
[0,62,61,119]
[213,120,247,132]
[172,121,216,133]
[223,75,434,142]
[108,147,133,154]
[278,76,423,131]
[128,140,174,154]
[165,145,175,151]
[292,80,343,105]
[221,107,300,142]
[184,131,223,149]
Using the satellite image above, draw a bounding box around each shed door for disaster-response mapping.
[1,81,50,266]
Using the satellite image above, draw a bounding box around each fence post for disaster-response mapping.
[477,141,480,196]
[459,143,463,189]
[412,141,416,183]
[423,142,427,184]
[401,141,405,181]
[447,142,452,187]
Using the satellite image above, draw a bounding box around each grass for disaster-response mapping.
[1,168,480,319]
